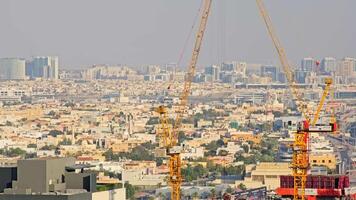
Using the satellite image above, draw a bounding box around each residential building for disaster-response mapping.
[26,56,59,80]
[321,57,337,73]
[235,162,292,190]
[204,65,220,82]
[0,157,125,200]
[337,57,356,79]
[301,57,315,72]
[0,58,26,80]
[260,65,277,81]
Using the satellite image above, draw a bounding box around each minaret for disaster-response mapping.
[71,124,75,144]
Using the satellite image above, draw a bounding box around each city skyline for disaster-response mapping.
[0,0,355,68]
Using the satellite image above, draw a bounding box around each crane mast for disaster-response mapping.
[255,1,336,199]
[156,1,212,200]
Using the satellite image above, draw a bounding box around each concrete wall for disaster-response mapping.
[17,159,47,193]
[92,188,126,200]
[0,192,91,200]
[46,158,68,192]
[17,158,72,194]
[66,172,96,192]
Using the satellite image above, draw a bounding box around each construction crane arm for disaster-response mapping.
[256,0,309,122]
[311,78,332,125]
[171,0,212,145]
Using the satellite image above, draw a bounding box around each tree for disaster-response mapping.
[181,164,208,182]
[193,191,199,200]
[146,117,159,125]
[210,188,216,200]
[226,186,234,194]
[218,150,228,156]
[5,121,13,126]
[125,183,136,199]
[238,183,246,191]
[27,143,37,148]
[40,145,57,150]
[103,143,155,161]
[242,144,249,153]
[141,142,156,150]
[49,130,64,137]
[48,110,56,116]
[2,148,27,157]
[178,131,188,144]
[58,138,72,146]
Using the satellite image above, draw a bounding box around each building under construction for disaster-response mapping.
[276,175,354,199]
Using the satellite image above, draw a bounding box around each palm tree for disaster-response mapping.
[193,191,199,200]
[210,188,216,200]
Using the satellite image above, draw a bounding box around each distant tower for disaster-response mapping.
[26,56,59,79]
[126,113,134,135]
[320,57,336,73]
[0,58,26,80]
[71,125,75,144]
[301,57,314,72]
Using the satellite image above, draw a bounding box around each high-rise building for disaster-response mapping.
[0,58,26,80]
[320,57,336,73]
[236,62,247,76]
[301,57,315,72]
[295,70,308,83]
[261,65,277,81]
[337,57,356,77]
[204,65,220,81]
[26,56,59,79]
[221,62,235,72]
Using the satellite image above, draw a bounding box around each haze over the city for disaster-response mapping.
[0,0,355,68]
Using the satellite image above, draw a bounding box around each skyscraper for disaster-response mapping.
[204,65,220,82]
[337,57,356,77]
[26,56,59,79]
[0,58,26,80]
[320,57,336,73]
[301,57,315,72]
[261,65,277,81]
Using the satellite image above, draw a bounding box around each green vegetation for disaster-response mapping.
[238,183,247,190]
[96,183,121,191]
[181,164,208,182]
[218,149,228,156]
[125,183,136,200]
[207,162,245,176]
[203,139,225,157]
[48,130,64,137]
[234,136,278,164]
[40,145,57,150]
[27,143,37,148]
[103,142,155,161]
[0,148,26,157]
[58,138,72,146]
[178,131,189,144]
[181,162,245,182]
[146,117,159,125]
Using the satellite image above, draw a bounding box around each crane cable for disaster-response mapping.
[167,0,204,90]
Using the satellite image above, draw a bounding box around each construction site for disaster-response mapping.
[0,1,355,200]
[154,0,355,199]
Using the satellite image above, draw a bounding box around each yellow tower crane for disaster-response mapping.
[156,1,212,200]
[256,1,336,199]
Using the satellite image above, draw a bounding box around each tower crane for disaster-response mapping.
[156,1,212,200]
[256,0,336,199]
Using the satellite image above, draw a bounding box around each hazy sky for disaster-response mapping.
[0,0,355,68]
